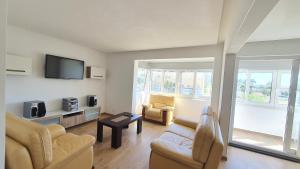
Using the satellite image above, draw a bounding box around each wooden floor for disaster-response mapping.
[67,120,300,169]
[232,128,297,152]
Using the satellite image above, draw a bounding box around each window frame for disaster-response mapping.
[148,69,213,100]
[179,71,196,97]
[236,69,292,107]
[162,71,177,94]
[194,71,213,98]
[150,70,164,93]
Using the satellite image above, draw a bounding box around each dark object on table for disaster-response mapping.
[97,112,142,149]
[87,95,97,107]
[123,112,134,117]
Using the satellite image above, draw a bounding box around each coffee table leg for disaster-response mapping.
[112,127,122,148]
[137,118,142,134]
[97,122,103,142]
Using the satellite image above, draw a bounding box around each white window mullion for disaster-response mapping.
[177,71,182,97]
[150,70,153,93]
[161,70,165,94]
[192,71,197,98]
[270,71,278,105]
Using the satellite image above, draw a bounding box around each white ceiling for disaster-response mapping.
[8,0,224,52]
[248,0,300,42]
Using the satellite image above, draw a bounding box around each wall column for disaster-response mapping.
[219,53,237,157]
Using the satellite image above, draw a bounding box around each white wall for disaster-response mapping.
[6,25,106,116]
[238,39,300,57]
[174,98,209,120]
[105,44,224,115]
[234,104,287,137]
[0,0,7,168]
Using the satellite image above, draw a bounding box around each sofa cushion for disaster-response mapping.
[192,115,215,163]
[167,123,195,140]
[145,114,163,122]
[159,132,193,149]
[149,94,175,107]
[147,108,162,118]
[47,133,95,169]
[153,103,166,109]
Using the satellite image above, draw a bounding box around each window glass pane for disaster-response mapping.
[136,68,147,92]
[180,72,194,96]
[276,72,290,105]
[195,72,212,97]
[236,72,247,101]
[247,72,272,103]
[151,71,163,92]
[163,72,176,93]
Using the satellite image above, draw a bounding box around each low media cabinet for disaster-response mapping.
[26,106,101,128]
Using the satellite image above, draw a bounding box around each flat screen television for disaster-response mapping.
[45,54,84,79]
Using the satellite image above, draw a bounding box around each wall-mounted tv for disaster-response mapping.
[45,54,84,80]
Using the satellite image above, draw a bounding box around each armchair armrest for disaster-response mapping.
[46,124,66,140]
[142,104,152,117]
[174,117,198,129]
[142,104,152,109]
[151,139,202,169]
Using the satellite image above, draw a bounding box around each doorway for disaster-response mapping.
[230,58,300,161]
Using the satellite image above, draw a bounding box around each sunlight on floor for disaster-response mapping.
[233,128,284,151]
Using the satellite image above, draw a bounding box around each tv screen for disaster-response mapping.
[45,54,84,79]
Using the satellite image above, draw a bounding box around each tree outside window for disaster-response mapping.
[247,73,272,103]
[136,68,147,92]
[151,71,163,92]
[237,71,273,104]
[163,71,176,94]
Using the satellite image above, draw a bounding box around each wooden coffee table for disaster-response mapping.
[97,112,142,149]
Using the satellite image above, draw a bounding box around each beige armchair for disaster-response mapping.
[149,107,224,169]
[5,113,95,169]
[142,94,175,125]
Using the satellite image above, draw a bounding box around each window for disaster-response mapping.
[151,71,163,92]
[180,72,195,96]
[195,72,212,98]
[236,72,247,100]
[163,71,176,94]
[276,72,291,104]
[237,71,274,104]
[247,72,272,103]
[136,68,148,92]
[148,69,213,99]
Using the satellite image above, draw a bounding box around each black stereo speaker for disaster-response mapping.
[87,95,97,107]
[23,100,46,118]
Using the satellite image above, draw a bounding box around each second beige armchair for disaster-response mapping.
[142,94,175,125]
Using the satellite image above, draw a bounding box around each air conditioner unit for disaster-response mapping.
[86,66,105,80]
[6,54,32,76]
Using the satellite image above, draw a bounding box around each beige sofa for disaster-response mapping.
[142,94,175,125]
[5,113,95,169]
[149,108,224,169]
